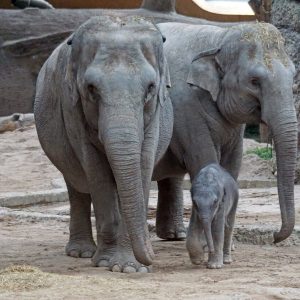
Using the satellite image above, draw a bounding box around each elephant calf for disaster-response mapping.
[34,16,173,273]
[187,163,238,269]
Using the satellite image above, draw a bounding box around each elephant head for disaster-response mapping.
[187,23,297,243]
[65,16,171,265]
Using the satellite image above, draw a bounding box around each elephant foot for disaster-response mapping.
[189,253,205,265]
[223,254,233,264]
[65,239,96,258]
[207,253,223,269]
[92,246,152,273]
[156,222,186,241]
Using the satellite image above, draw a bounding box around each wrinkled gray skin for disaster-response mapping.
[154,22,297,245]
[186,163,239,269]
[34,16,173,273]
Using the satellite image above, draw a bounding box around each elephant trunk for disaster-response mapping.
[102,117,154,266]
[264,102,298,243]
[202,218,214,254]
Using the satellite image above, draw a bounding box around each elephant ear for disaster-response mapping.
[158,49,171,107]
[65,39,80,107]
[186,48,222,102]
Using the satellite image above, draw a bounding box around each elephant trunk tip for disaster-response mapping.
[133,243,155,266]
[273,221,295,244]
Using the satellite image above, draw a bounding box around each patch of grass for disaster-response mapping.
[246,147,273,160]
[0,265,54,292]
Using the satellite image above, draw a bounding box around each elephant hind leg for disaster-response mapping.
[156,177,186,240]
[65,180,96,258]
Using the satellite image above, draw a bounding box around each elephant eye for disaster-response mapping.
[147,82,156,94]
[145,82,156,104]
[213,198,218,206]
[250,78,260,87]
[87,84,96,94]
[87,84,101,103]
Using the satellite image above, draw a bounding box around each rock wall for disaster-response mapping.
[271,0,300,182]
[272,0,300,113]
[0,6,233,117]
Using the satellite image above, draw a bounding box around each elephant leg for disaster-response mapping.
[156,177,186,240]
[186,208,205,265]
[223,200,238,264]
[220,133,243,253]
[87,159,151,273]
[207,211,225,269]
[220,128,244,180]
[107,220,151,273]
[91,185,151,273]
[90,179,120,268]
[65,181,96,258]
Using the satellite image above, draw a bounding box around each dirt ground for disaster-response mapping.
[1,126,300,299]
[0,215,299,300]
[1,186,300,299]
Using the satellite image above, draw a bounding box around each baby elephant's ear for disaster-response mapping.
[186,48,222,102]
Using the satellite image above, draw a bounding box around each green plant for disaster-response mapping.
[246,147,273,160]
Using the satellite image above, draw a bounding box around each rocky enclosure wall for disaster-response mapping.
[271,0,300,181]
[272,0,300,112]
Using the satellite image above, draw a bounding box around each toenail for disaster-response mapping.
[98,260,109,267]
[123,266,137,273]
[111,264,122,272]
[138,266,149,273]
[68,250,80,258]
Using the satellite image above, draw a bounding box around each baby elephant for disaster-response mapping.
[186,163,238,269]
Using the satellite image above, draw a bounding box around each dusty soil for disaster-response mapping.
[1,185,300,299]
[0,215,299,300]
[0,125,60,193]
[0,125,276,193]
[0,125,299,299]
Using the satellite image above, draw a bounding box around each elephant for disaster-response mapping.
[186,163,239,269]
[153,22,297,246]
[34,16,173,273]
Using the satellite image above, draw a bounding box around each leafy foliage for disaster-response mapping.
[246,147,273,160]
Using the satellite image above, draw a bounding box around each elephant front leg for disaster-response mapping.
[207,211,225,269]
[156,177,186,240]
[105,221,151,273]
[65,181,96,258]
[90,181,151,273]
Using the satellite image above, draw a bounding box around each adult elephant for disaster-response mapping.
[153,22,297,246]
[34,16,173,273]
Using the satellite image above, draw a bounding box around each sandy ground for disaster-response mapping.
[0,125,276,193]
[0,185,300,299]
[0,125,59,193]
[0,215,299,300]
[1,126,299,299]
